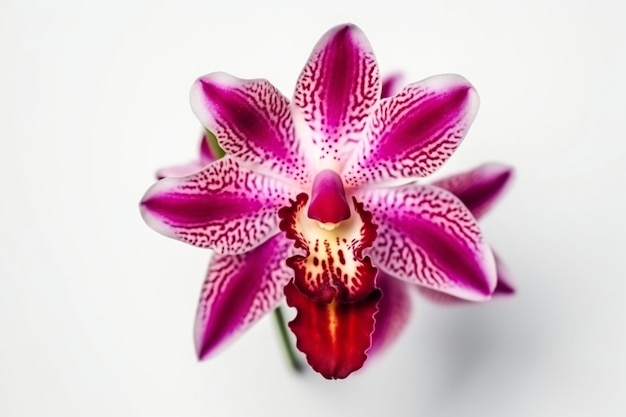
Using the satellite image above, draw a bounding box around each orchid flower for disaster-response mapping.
[140,24,512,379]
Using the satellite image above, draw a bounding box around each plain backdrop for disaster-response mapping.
[1,0,625,416]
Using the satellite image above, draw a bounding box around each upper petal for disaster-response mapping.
[140,157,295,254]
[190,73,309,184]
[432,163,514,220]
[356,183,496,301]
[195,234,295,359]
[343,74,479,187]
[292,24,381,169]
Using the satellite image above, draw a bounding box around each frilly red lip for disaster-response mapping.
[284,281,381,379]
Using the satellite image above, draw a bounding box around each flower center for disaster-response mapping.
[307,170,351,225]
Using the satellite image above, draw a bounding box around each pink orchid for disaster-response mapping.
[140,24,513,379]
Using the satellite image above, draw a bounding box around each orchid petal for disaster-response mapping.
[195,234,294,359]
[344,74,479,187]
[140,157,294,254]
[293,24,380,168]
[369,272,412,355]
[381,73,404,99]
[418,252,515,303]
[356,184,496,300]
[284,280,381,379]
[155,133,217,180]
[433,163,514,220]
[190,73,308,184]
[279,193,378,303]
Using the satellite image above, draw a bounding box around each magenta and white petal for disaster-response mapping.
[356,184,496,301]
[292,24,381,168]
[343,75,479,187]
[140,157,294,254]
[195,234,295,359]
[190,73,309,184]
[418,251,515,303]
[369,272,412,355]
[433,163,514,220]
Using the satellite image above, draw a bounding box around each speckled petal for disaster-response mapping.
[344,74,479,187]
[356,183,496,301]
[140,157,294,254]
[292,24,380,169]
[190,73,309,184]
[195,234,295,359]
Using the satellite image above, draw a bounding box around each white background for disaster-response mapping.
[1,0,625,416]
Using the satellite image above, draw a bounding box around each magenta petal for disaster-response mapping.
[418,249,514,303]
[433,163,514,220]
[344,74,479,187]
[381,73,404,99]
[293,24,380,166]
[195,234,295,359]
[190,73,308,183]
[369,272,412,355]
[356,184,496,301]
[140,158,293,254]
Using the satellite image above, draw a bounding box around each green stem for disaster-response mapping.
[273,306,304,373]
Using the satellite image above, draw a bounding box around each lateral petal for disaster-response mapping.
[344,74,479,187]
[195,234,295,359]
[356,184,496,301]
[293,24,381,168]
[190,73,309,184]
[284,280,381,379]
[432,163,514,220]
[140,157,294,254]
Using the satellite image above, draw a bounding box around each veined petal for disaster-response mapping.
[432,163,514,220]
[292,24,381,169]
[195,234,295,359]
[140,157,294,254]
[418,252,515,303]
[190,73,309,184]
[284,280,381,379]
[155,132,218,180]
[344,74,479,187]
[356,184,496,301]
[369,272,412,355]
[278,193,378,303]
